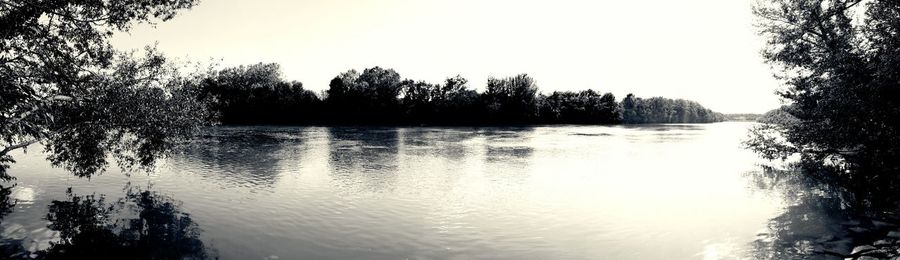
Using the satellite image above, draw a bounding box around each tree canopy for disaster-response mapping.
[750,0,900,210]
[200,63,320,125]
[0,0,206,179]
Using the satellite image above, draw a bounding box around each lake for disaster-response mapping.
[1,122,795,259]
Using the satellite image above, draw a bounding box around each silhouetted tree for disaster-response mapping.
[326,69,361,123]
[326,67,403,124]
[400,80,438,123]
[0,0,206,179]
[538,90,619,124]
[359,67,403,121]
[200,63,321,125]
[621,94,640,124]
[433,75,482,124]
[484,74,539,124]
[750,0,900,209]
[599,92,620,123]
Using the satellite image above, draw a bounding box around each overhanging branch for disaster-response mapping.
[0,139,39,156]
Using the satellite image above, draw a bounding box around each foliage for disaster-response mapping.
[399,79,438,123]
[746,106,801,161]
[432,75,481,124]
[751,0,900,209]
[0,0,207,179]
[620,94,725,124]
[201,62,320,125]
[484,74,539,123]
[538,90,619,124]
[326,67,404,124]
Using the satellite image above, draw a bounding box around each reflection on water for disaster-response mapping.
[0,185,212,259]
[483,128,535,163]
[746,165,900,259]
[400,128,478,160]
[176,128,293,189]
[0,122,864,259]
[0,185,13,222]
[481,128,535,187]
[328,127,400,192]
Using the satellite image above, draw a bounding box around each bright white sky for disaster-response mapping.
[112,0,783,114]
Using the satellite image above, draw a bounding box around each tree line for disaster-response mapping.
[198,63,725,126]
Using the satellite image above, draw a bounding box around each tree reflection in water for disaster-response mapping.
[0,185,13,222]
[178,128,294,189]
[747,164,900,259]
[327,127,400,192]
[1,186,213,259]
[482,127,534,163]
[0,184,25,258]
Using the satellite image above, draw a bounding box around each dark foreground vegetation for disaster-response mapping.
[748,0,900,258]
[1,1,210,257]
[198,63,725,126]
[749,0,900,210]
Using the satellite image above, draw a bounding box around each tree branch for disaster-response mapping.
[0,139,39,156]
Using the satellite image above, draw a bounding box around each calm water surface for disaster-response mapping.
[2,122,789,259]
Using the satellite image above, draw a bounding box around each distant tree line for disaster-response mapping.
[198,63,724,125]
[621,94,726,124]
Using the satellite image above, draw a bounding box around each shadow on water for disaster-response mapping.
[482,127,535,164]
[484,145,534,163]
[569,132,612,137]
[0,185,213,259]
[480,128,535,186]
[619,124,706,143]
[746,164,900,259]
[327,127,400,192]
[400,128,478,161]
[621,124,706,132]
[177,127,299,189]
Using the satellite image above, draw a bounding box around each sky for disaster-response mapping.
[112,0,783,114]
